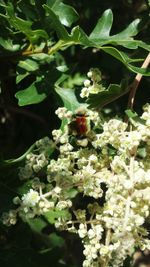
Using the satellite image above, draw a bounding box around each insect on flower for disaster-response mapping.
[68,107,90,137]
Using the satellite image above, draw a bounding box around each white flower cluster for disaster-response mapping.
[80,69,105,98]
[2,103,150,267]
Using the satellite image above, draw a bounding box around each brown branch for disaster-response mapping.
[21,49,43,56]
[127,52,150,110]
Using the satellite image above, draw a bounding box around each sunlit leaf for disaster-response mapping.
[55,86,82,111]
[15,77,47,106]
[18,59,39,72]
[51,0,79,27]
[89,9,113,40]
[88,8,150,51]
[0,37,20,51]
[43,4,70,40]
[15,67,61,106]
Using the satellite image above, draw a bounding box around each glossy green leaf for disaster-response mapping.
[51,0,79,27]
[43,4,70,40]
[89,9,113,40]
[62,73,85,89]
[18,59,39,72]
[71,26,93,46]
[15,67,60,106]
[55,86,82,111]
[89,9,141,48]
[87,8,150,52]
[0,37,20,51]
[15,78,47,106]
[56,65,68,72]
[31,53,54,64]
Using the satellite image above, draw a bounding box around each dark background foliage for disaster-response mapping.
[0,1,150,267]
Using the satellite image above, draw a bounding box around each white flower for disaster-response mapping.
[55,107,68,119]
[88,229,95,239]
[56,200,72,210]
[100,245,110,256]
[22,189,40,207]
[53,186,62,194]
[87,71,92,78]
[2,210,17,226]
[78,223,87,238]
[84,79,91,87]
[80,87,90,98]
[135,215,144,226]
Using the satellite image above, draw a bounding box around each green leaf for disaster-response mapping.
[43,4,70,40]
[137,147,147,158]
[127,63,150,76]
[15,77,47,106]
[0,37,20,51]
[55,86,82,111]
[55,85,84,130]
[87,8,150,52]
[101,46,130,63]
[4,3,48,43]
[51,0,79,27]
[56,65,68,72]
[125,109,146,124]
[89,9,113,40]
[44,209,71,224]
[15,67,60,106]
[62,73,85,89]
[48,233,65,248]
[111,19,140,39]
[16,73,29,84]
[64,188,78,199]
[125,109,138,119]
[18,59,39,72]
[87,80,128,109]
[0,143,35,167]
[71,26,93,46]
[100,46,150,75]
[27,217,47,232]
[31,53,54,64]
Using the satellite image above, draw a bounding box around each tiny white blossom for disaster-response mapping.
[84,79,91,87]
[22,189,40,207]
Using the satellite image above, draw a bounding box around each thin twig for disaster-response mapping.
[21,49,44,56]
[127,52,150,110]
